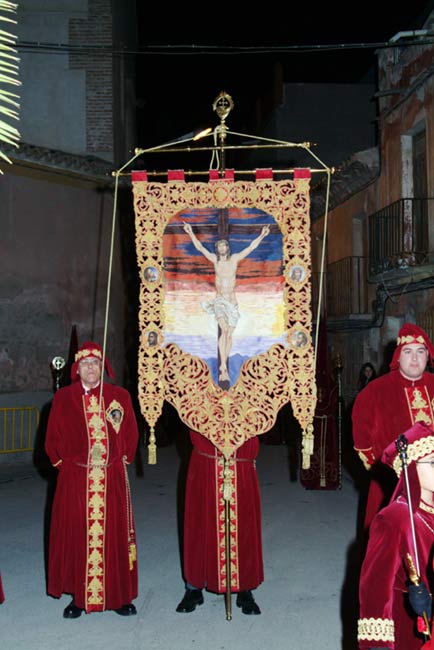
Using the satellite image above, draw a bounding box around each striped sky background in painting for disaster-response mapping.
[163,206,286,385]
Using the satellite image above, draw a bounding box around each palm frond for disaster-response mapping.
[0,104,19,119]
[0,73,20,85]
[0,31,16,43]
[0,150,13,167]
[0,1,18,20]
[0,44,20,55]
[0,1,19,10]
[0,92,19,108]
[0,0,20,171]
[0,130,19,146]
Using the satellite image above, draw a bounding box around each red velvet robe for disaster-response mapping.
[301,383,340,490]
[358,495,434,649]
[352,370,434,528]
[45,380,139,611]
[183,431,264,593]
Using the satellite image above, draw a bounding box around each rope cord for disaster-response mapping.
[98,149,144,404]
[314,168,331,371]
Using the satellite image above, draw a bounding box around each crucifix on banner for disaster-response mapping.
[165,209,278,390]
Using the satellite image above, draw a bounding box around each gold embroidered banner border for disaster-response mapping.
[132,177,317,466]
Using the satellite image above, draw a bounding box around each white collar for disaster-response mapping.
[81,380,100,394]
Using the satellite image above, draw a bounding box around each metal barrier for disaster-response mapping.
[0,406,40,453]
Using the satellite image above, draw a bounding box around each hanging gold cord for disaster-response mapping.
[314,167,331,369]
[98,148,145,448]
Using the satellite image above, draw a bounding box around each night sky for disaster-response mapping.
[135,1,434,148]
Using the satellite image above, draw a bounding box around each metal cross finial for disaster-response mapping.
[51,355,66,392]
[212,91,234,123]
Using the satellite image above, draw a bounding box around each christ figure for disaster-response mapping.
[183,222,270,382]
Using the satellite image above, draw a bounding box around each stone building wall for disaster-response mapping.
[0,167,127,394]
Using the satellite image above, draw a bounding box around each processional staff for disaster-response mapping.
[223,458,234,621]
[213,90,236,621]
[335,353,343,488]
[395,434,432,641]
[51,356,66,392]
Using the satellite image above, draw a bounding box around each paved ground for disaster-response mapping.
[1,438,365,650]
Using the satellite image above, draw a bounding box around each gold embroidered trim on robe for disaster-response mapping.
[358,617,394,642]
[106,399,124,434]
[390,386,434,475]
[355,447,376,471]
[123,457,137,570]
[393,435,434,476]
[404,386,434,427]
[216,455,239,592]
[83,394,108,612]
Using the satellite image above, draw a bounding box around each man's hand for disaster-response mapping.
[408,582,432,618]
[260,225,270,238]
[356,448,376,471]
[183,222,193,236]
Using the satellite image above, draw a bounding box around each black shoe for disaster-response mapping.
[63,600,83,619]
[114,603,137,616]
[176,589,204,613]
[236,590,261,615]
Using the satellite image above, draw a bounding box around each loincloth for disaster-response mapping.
[201,296,240,327]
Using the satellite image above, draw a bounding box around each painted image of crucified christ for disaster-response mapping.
[183,222,270,383]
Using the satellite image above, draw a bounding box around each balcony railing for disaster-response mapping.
[368,198,432,275]
[312,256,370,319]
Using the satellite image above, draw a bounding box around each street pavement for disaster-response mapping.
[1,437,365,650]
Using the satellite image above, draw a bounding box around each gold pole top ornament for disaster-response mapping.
[212,91,234,123]
[211,91,234,174]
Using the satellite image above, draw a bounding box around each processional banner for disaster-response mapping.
[132,170,317,466]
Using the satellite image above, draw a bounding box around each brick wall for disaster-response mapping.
[69,0,114,158]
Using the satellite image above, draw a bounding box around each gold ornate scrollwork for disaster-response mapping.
[133,177,316,464]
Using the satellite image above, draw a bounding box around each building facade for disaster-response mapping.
[1,0,138,399]
[311,12,434,406]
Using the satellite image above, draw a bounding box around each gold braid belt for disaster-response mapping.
[193,448,256,464]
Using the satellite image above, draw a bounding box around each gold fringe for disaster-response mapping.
[129,543,137,571]
[147,425,157,465]
[302,424,314,469]
[148,442,157,465]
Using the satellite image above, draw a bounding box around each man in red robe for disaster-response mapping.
[352,323,434,531]
[176,430,264,615]
[45,341,139,618]
[358,421,434,650]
